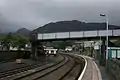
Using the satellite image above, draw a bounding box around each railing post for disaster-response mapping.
[69,32,70,38]
[97,30,99,36]
[83,31,84,37]
[55,33,57,39]
[42,33,43,40]
[112,30,114,36]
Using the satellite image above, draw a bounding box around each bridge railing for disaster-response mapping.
[37,29,120,40]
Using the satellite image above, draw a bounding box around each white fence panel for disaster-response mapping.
[70,32,83,38]
[113,29,120,36]
[56,32,69,39]
[43,33,56,39]
[38,34,43,40]
[84,31,97,37]
[98,30,112,36]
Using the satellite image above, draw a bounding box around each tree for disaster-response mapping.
[1,33,13,51]
[1,33,29,51]
[15,35,28,50]
[52,41,73,49]
[114,39,120,47]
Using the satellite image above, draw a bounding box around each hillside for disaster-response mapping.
[15,28,31,36]
[0,28,31,39]
[33,20,120,33]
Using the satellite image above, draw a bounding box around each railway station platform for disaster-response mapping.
[80,56,114,80]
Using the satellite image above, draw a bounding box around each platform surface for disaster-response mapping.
[82,56,114,80]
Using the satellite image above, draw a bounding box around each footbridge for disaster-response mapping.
[36,29,120,41]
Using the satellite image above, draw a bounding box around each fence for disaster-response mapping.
[107,47,120,80]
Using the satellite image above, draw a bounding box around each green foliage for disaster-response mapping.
[84,47,91,56]
[1,33,13,50]
[0,33,29,51]
[15,35,28,50]
[52,41,72,49]
[114,39,120,47]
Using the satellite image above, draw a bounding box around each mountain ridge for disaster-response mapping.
[15,28,31,36]
[33,20,120,33]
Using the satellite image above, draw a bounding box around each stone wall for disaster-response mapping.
[107,59,120,80]
[0,51,31,62]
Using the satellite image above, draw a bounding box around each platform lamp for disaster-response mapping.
[100,14,109,67]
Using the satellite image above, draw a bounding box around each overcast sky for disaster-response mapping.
[0,0,120,32]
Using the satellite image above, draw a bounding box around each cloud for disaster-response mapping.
[0,0,120,32]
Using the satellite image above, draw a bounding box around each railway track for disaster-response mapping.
[0,62,48,78]
[36,54,85,80]
[0,55,65,80]
[0,54,85,80]
[0,59,15,64]
[59,54,85,80]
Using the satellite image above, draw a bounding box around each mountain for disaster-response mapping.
[33,20,120,33]
[0,28,30,39]
[15,28,31,36]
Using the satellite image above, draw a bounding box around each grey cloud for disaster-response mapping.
[0,0,120,32]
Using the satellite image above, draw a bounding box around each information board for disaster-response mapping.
[117,50,120,58]
[111,50,117,58]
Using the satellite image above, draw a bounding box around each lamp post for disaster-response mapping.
[100,14,109,66]
[100,36,101,58]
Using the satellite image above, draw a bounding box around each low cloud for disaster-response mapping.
[0,0,120,32]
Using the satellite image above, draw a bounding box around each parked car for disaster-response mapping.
[65,47,72,52]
